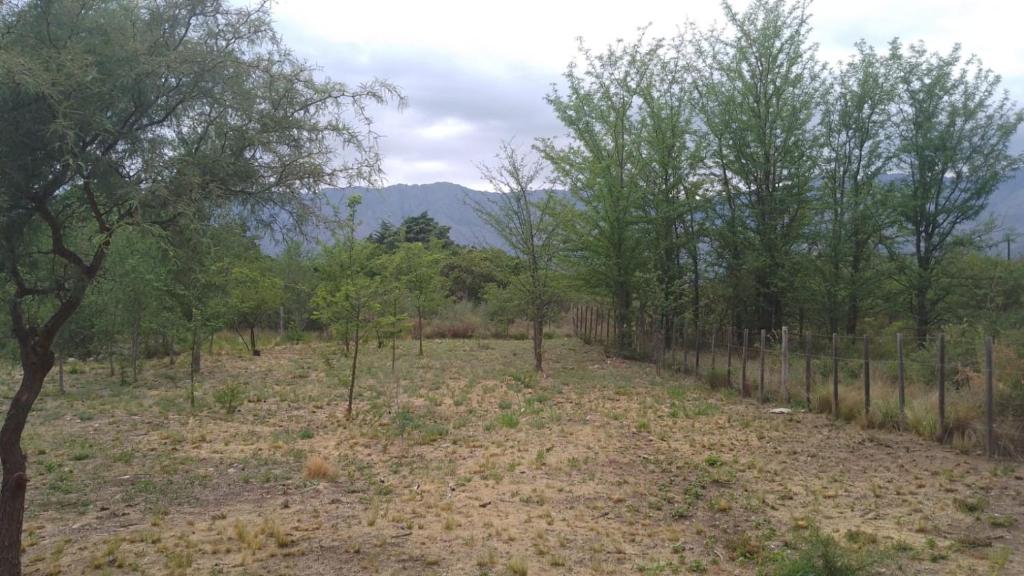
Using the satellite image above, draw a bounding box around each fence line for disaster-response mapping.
[568,304,1020,460]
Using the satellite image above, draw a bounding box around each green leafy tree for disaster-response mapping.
[0,0,400,570]
[540,33,658,351]
[635,35,705,349]
[817,41,899,335]
[476,142,565,372]
[443,247,518,303]
[390,242,449,356]
[888,40,1024,341]
[224,256,284,357]
[692,0,823,330]
[400,212,453,246]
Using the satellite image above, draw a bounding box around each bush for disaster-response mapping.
[213,382,245,415]
[770,530,871,576]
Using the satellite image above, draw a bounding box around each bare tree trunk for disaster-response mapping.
[1,343,54,576]
[249,325,259,357]
[347,322,360,418]
[57,355,65,396]
[190,317,201,409]
[417,307,423,357]
[532,318,544,373]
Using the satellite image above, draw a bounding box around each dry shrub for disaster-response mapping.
[303,454,337,481]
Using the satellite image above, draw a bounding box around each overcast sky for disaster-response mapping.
[272,0,1024,191]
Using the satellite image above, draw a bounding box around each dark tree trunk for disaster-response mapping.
[1,342,54,576]
[57,355,64,396]
[417,307,423,357]
[249,325,259,357]
[347,322,360,418]
[190,320,201,409]
[532,319,544,373]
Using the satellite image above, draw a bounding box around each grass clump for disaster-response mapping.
[497,411,520,429]
[303,454,337,481]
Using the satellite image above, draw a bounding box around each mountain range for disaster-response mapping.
[303,173,1024,250]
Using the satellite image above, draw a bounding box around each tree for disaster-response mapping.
[540,33,658,351]
[224,256,284,357]
[635,35,705,350]
[692,0,823,331]
[443,247,518,304]
[476,142,564,372]
[390,242,448,356]
[888,40,1024,342]
[312,196,381,417]
[817,41,898,335]
[369,220,402,251]
[0,1,400,572]
[400,212,453,246]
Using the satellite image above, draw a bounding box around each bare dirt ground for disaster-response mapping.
[9,337,1024,575]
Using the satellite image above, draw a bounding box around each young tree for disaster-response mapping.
[818,42,898,335]
[692,0,823,330]
[225,256,285,357]
[888,40,1024,341]
[390,242,448,356]
[476,143,564,373]
[312,196,381,417]
[0,1,400,571]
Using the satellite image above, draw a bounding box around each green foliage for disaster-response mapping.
[213,383,246,415]
[768,530,872,576]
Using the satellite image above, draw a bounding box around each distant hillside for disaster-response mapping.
[318,182,503,247]
[987,170,1024,234]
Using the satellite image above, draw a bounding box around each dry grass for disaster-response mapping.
[302,454,337,481]
[10,336,1024,575]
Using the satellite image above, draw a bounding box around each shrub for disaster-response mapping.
[770,530,870,576]
[213,383,245,415]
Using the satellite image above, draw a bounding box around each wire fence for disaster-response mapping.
[569,304,1024,460]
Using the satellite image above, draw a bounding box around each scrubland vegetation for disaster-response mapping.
[3,0,1024,574]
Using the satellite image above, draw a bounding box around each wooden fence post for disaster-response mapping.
[759,329,766,403]
[863,335,871,418]
[781,326,789,404]
[832,333,839,418]
[897,333,905,424]
[938,334,946,441]
[742,329,749,397]
[804,332,812,409]
[986,336,994,458]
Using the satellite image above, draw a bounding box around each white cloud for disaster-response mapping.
[273,0,1024,189]
[416,117,475,141]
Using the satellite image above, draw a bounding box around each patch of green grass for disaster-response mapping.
[497,411,520,429]
[768,530,873,576]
